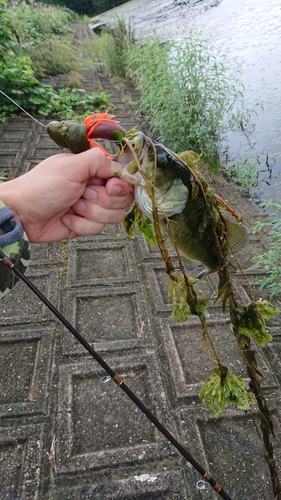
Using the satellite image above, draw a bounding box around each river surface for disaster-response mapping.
[90,0,281,204]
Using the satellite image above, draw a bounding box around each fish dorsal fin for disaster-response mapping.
[223,217,249,254]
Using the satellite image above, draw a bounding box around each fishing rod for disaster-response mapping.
[0,250,233,500]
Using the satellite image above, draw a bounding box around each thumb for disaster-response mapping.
[70,148,126,182]
[70,148,113,181]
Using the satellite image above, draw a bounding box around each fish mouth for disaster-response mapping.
[114,131,149,185]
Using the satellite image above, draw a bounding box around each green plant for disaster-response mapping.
[68,71,84,89]
[42,87,113,120]
[0,84,112,121]
[90,16,136,78]
[223,153,260,193]
[8,2,83,79]
[0,171,9,182]
[0,0,15,47]
[103,17,136,78]
[10,2,76,38]
[125,32,256,173]
[0,54,112,120]
[249,201,281,298]
[0,1,113,121]
[199,368,255,418]
[0,54,47,116]
[25,36,84,79]
[80,38,103,71]
[93,31,120,75]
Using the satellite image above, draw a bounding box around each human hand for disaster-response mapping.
[0,148,133,243]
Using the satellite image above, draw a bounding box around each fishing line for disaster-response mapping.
[0,250,233,500]
[0,90,45,127]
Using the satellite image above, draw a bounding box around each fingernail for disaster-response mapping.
[85,188,98,201]
[75,200,86,212]
[109,185,122,195]
[62,216,71,226]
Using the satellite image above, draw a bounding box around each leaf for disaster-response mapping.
[168,277,192,323]
[199,369,255,417]
[111,130,124,143]
[138,216,157,245]
[255,300,279,320]
[236,301,278,346]
[171,304,191,323]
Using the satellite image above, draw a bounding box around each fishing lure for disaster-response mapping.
[46,113,126,155]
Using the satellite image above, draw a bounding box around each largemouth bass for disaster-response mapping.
[115,130,248,275]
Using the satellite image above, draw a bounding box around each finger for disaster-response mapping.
[70,199,127,224]
[77,186,134,211]
[82,185,133,209]
[86,177,106,187]
[106,177,133,196]
[61,214,106,237]
[65,149,125,183]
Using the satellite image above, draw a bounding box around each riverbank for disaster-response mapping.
[0,22,280,500]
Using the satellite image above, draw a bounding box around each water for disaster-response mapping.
[90,0,281,204]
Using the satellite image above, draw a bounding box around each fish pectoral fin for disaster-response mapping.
[123,203,137,237]
[157,179,189,216]
[181,256,202,272]
[224,218,249,254]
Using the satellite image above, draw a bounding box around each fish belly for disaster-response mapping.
[163,213,219,273]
